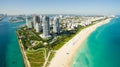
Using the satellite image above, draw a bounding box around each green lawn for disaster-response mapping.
[26,48,48,67]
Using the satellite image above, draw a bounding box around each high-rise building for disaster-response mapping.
[53,17,60,34]
[26,17,33,28]
[35,22,42,32]
[39,15,43,24]
[41,16,51,38]
[33,16,42,32]
[49,18,53,26]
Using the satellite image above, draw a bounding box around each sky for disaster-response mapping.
[0,0,120,15]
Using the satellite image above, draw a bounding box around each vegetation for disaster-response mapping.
[16,18,109,67]
[26,48,48,67]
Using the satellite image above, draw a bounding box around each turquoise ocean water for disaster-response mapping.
[72,16,120,67]
[0,17,24,67]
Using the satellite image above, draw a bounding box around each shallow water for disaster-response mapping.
[72,17,120,67]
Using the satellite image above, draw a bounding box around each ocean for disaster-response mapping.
[72,16,120,67]
[0,17,24,67]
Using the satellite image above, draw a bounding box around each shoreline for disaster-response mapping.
[16,32,31,67]
[48,18,112,67]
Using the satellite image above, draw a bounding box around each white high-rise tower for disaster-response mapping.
[53,17,60,34]
[33,16,42,32]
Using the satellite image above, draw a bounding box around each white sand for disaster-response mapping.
[48,18,112,67]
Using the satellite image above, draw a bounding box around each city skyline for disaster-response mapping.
[0,0,120,15]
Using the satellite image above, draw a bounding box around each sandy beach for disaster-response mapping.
[48,18,112,67]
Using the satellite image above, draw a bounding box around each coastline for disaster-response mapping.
[48,18,112,67]
[16,32,31,67]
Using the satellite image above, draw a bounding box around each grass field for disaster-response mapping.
[26,48,48,67]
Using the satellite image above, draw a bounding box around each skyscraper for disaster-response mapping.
[53,17,60,34]
[42,16,51,38]
[26,16,33,28]
[35,22,42,32]
[33,16,42,32]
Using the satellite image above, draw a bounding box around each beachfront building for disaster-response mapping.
[33,16,42,32]
[49,18,53,26]
[80,21,92,26]
[40,15,43,25]
[26,17,33,28]
[53,17,60,34]
[40,16,51,38]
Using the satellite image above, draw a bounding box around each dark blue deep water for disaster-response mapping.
[72,16,120,67]
[0,17,24,67]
